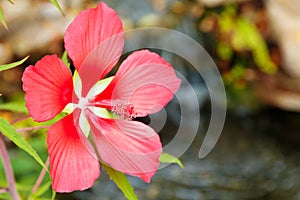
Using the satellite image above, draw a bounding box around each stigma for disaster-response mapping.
[92,99,137,120]
[111,101,137,120]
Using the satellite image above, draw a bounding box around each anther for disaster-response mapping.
[111,100,137,119]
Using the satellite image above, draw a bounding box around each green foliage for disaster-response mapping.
[223,64,245,85]
[0,56,29,72]
[13,112,65,130]
[0,193,10,200]
[159,153,184,168]
[218,5,276,74]
[0,134,50,199]
[0,101,27,114]
[0,119,51,199]
[0,118,48,172]
[217,41,233,61]
[29,181,51,199]
[0,1,13,30]
[102,164,138,200]
[0,5,8,30]
[233,18,276,74]
[49,0,64,16]
[51,190,56,200]
[61,50,70,68]
[225,83,261,111]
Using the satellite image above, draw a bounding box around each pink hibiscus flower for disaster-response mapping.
[22,2,181,192]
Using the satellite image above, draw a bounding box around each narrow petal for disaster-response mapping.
[86,109,162,182]
[94,50,181,117]
[47,113,100,192]
[65,2,124,96]
[22,55,73,122]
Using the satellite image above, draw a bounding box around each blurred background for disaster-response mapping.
[0,0,300,199]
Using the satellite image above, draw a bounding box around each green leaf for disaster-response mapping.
[49,0,64,16]
[31,181,51,198]
[0,101,28,113]
[0,5,8,30]
[0,56,29,72]
[61,50,70,68]
[102,165,138,200]
[159,153,184,168]
[51,190,56,200]
[7,0,14,4]
[0,117,48,172]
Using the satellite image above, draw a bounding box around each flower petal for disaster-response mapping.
[22,55,73,122]
[86,109,162,182]
[78,33,123,97]
[47,113,100,192]
[65,2,124,96]
[94,50,181,117]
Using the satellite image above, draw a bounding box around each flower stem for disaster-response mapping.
[31,157,49,194]
[0,187,8,193]
[0,133,21,200]
[16,126,50,132]
[10,115,31,125]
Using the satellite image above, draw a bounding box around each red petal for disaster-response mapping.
[86,109,162,182]
[94,50,181,117]
[47,113,100,192]
[22,55,73,122]
[64,2,124,96]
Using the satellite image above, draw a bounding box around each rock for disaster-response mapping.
[266,0,300,78]
[254,72,300,112]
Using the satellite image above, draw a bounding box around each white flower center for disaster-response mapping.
[77,97,89,110]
